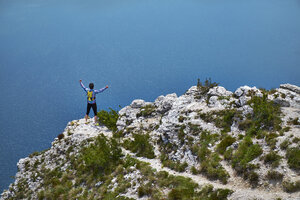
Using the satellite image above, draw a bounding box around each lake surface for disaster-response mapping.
[0,0,300,192]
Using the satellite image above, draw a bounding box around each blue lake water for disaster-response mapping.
[1,0,300,192]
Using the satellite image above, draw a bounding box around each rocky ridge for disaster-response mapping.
[1,83,300,200]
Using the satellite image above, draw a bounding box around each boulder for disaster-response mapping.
[154,93,177,114]
[273,98,290,107]
[234,86,262,97]
[280,84,300,94]
[130,99,145,108]
[208,86,233,97]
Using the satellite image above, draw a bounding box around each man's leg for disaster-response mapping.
[86,103,92,122]
[91,104,98,124]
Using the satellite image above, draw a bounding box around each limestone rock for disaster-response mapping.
[280,84,300,94]
[130,99,146,108]
[208,86,233,97]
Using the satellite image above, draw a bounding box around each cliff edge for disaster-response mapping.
[1,83,300,200]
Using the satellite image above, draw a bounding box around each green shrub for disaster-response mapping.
[292,137,300,144]
[197,78,219,95]
[136,104,156,118]
[238,119,252,131]
[200,152,229,184]
[231,136,262,183]
[188,123,202,135]
[266,170,283,181]
[191,166,199,174]
[199,109,239,133]
[81,134,123,175]
[283,180,300,193]
[214,109,238,133]
[197,184,233,200]
[127,133,155,159]
[160,154,188,172]
[288,117,300,125]
[97,108,119,132]
[190,131,228,184]
[264,151,282,168]
[286,147,300,170]
[280,140,290,150]
[224,148,234,161]
[199,130,220,147]
[217,135,236,154]
[178,125,185,144]
[138,184,152,197]
[232,137,262,166]
[248,171,259,186]
[166,176,198,200]
[247,94,282,131]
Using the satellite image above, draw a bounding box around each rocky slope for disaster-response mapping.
[1,83,300,200]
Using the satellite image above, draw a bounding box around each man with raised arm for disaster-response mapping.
[79,80,108,124]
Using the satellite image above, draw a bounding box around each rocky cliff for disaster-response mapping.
[1,83,300,200]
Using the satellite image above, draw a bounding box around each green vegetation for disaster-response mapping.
[292,137,300,144]
[288,117,300,125]
[231,136,262,185]
[196,184,233,200]
[188,123,202,135]
[266,170,283,181]
[160,153,188,172]
[81,134,123,175]
[239,94,282,133]
[136,104,156,118]
[280,139,290,150]
[286,147,300,170]
[265,132,279,149]
[263,151,282,168]
[123,133,155,159]
[191,131,229,184]
[200,152,229,184]
[97,108,119,132]
[214,109,238,133]
[199,109,240,133]
[217,135,236,154]
[196,78,219,98]
[178,125,186,144]
[283,180,300,193]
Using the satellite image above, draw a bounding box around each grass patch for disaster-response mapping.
[124,133,155,159]
[97,108,119,132]
[286,147,300,170]
[160,153,188,172]
[280,140,290,150]
[216,135,236,155]
[248,94,282,131]
[288,117,300,125]
[190,131,228,184]
[197,184,233,200]
[199,109,240,133]
[196,78,219,95]
[266,170,283,181]
[231,136,262,185]
[81,134,123,175]
[264,151,282,168]
[283,180,300,193]
[136,104,156,118]
[200,152,229,184]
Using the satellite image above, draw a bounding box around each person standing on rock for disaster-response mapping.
[79,80,108,124]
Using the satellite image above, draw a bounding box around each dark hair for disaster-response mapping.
[89,83,94,89]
